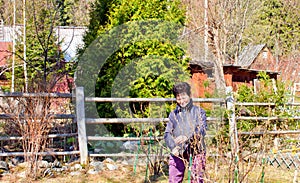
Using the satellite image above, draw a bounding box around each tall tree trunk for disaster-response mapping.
[23,0,28,92]
[212,27,226,94]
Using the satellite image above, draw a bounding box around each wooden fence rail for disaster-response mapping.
[75,87,226,164]
[0,92,72,98]
[0,87,299,167]
[0,92,77,157]
[234,102,300,135]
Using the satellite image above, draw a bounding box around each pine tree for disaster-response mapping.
[245,0,300,57]
[77,0,189,136]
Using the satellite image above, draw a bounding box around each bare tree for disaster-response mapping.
[182,0,260,93]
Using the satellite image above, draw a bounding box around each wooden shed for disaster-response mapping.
[189,44,280,96]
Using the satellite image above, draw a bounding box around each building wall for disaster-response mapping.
[224,73,232,87]
[0,42,12,66]
[190,72,207,98]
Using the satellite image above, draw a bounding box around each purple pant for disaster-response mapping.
[169,152,206,183]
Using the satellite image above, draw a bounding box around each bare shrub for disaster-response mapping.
[0,92,54,179]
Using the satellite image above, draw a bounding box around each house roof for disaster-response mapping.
[234,44,266,67]
[0,25,22,42]
[189,44,271,71]
[189,58,214,69]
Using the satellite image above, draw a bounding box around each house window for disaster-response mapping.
[262,51,268,59]
[203,68,213,78]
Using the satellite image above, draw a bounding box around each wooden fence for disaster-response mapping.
[76,87,300,165]
[75,87,226,164]
[232,101,300,170]
[0,92,79,157]
[0,87,300,168]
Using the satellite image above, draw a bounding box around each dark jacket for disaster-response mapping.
[164,100,207,156]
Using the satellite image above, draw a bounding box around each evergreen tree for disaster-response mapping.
[77,0,189,136]
[57,0,73,26]
[245,0,300,57]
[80,0,116,51]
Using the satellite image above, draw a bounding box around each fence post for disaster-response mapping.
[76,87,88,165]
[226,87,239,182]
[226,87,239,154]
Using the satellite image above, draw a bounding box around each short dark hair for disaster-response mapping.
[172,82,191,96]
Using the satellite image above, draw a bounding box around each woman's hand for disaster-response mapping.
[174,135,188,145]
[171,146,180,156]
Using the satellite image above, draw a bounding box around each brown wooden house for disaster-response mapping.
[226,44,278,90]
[189,44,279,97]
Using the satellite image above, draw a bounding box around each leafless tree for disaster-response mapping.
[182,0,261,94]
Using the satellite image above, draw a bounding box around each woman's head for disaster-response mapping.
[172,82,191,97]
[173,82,191,108]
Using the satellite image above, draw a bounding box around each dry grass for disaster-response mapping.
[0,161,298,183]
[206,163,298,183]
[0,165,162,183]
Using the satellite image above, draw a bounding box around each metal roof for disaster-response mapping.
[0,25,22,42]
[234,44,266,68]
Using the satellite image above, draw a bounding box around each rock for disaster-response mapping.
[122,141,139,151]
[38,160,49,168]
[94,148,102,153]
[0,161,8,171]
[61,166,68,171]
[126,158,136,165]
[121,160,129,165]
[106,163,118,171]
[0,171,10,176]
[17,171,26,178]
[68,146,75,151]
[70,163,82,171]
[43,168,54,177]
[103,158,114,163]
[90,161,104,171]
[87,169,98,175]
[7,161,15,169]
[52,167,65,173]
[52,159,62,168]
[69,171,82,176]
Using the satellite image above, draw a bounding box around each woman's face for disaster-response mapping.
[176,92,190,108]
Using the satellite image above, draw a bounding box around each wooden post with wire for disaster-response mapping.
[226,86,239,182]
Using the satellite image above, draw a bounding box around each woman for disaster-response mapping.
[164,82,207,183]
